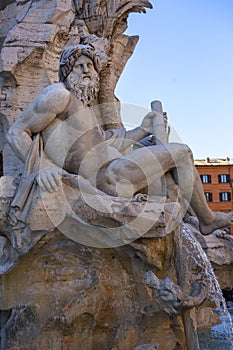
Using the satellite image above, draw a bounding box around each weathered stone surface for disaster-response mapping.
[0,175,180,270]
[0,0,75,180]
[0,176,16,222]
[0,197,225,349]
[196,307,220,329]
[201,233,233,266]
[0,229,187,350]
[0,176,221,349]
[133,344,159,350]
[190,222,233,289]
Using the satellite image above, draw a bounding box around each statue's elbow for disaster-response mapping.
[6,127,21,152]
[6,128,14,147]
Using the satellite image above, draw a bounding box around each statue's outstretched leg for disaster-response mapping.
[97,143,233,235]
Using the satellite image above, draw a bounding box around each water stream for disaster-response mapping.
[183,225,233,350]
[198,309,233,350]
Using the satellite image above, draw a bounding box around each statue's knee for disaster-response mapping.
[97,166,118,195]
[177,144,193,161]
[97,164,135,197]
[184,144,194,160]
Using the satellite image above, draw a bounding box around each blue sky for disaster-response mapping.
[116,0,233,159]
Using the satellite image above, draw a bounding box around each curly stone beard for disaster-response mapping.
[65,72,100,107]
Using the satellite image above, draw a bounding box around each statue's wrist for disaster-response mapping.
[140,126,150,137]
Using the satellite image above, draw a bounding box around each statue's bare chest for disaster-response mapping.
[57,96,98,132]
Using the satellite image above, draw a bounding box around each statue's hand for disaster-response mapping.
[36,168,62,192]
[140,111,157,134]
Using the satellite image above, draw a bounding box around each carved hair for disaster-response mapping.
[59,44,101,82]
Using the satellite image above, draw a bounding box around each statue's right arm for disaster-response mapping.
[6,83,71,162]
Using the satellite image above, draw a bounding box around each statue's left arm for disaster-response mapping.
[105,111,156,152]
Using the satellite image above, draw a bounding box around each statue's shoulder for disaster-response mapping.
[35,83,71,114]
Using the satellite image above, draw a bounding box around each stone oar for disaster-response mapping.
[151,100,177,202]
[151,100,168,144]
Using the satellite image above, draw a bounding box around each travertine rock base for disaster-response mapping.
[1,228,185,350]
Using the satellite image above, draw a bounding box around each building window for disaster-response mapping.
[218,174,230,183]
[205,192,213,202]
[219,192,231,201]
[200,174,211,184]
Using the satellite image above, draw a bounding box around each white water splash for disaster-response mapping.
[182,224,233,341]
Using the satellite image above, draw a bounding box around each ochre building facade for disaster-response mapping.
[195,157,233,233]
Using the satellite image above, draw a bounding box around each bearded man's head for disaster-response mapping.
[59,44,101,106]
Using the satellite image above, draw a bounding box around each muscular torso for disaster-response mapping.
[9,83,121,180]
[41,86,121,178]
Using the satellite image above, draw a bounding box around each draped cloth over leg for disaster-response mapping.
[7,134,43,252]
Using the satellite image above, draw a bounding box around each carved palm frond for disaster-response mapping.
[74,0,152,37]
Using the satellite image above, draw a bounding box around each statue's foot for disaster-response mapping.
[199,211,233,235]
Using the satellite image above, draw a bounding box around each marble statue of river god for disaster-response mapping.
[6,43,233,249]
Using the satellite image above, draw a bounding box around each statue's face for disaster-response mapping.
[71,55,98,86]
[65,54,100,106]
